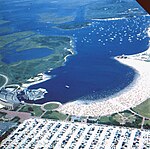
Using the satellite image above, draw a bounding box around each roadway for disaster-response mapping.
[0,74,8,89]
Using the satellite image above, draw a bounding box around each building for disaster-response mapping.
[1,118,150,149]
[0,88,20,110]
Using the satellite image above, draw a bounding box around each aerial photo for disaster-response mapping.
[0,0,150,148]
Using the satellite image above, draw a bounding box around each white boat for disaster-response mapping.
[65,85,70,89]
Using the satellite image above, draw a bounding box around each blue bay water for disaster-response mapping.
[29,17,149,104]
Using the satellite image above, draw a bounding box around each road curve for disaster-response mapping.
[0,74,8,89]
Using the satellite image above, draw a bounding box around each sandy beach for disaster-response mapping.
[22,73,51,89]
[57,28,150,117]
[58,52,150,116]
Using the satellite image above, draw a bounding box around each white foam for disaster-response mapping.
[92,17,126,21]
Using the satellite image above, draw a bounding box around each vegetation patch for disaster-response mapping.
[0,76,6,87]
[98,110,142,128]
[113,111,136,125]
[143,119,150,129]
[42,111,67,120]
[56,22,91,30]
[98,115,119,125]
[39,13,75,24]
[19,104,44,117]
[0,31,73,84]
[44,103,59,111]
[85,1,146,20]
[132,98,150,118]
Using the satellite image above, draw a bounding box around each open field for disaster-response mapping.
[97,110,142,128]
[41,111,67,120]
[144,120,150,129]
[19,104,44,117]
[132,98,150,118]
[112,112,136,124]
[43,103,60,111]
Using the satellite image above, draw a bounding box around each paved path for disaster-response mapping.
[129,109,150,120]
[141,117,145,129]
[0,74,8,89]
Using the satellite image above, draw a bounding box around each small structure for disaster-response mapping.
[71,115,81,122]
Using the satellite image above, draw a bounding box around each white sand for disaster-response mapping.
[57,28,150,117]
[22,73,51,88]
[58,55,150,116]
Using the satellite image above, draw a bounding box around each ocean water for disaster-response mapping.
[0,0,149,104]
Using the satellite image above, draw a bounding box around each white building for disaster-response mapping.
[1,118,150,149]
[0,88,20,110]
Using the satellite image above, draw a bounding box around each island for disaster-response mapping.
[55,21,91,30]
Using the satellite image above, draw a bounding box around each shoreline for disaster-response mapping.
[91,14,149,22]
[21,73,51,89]
[58,53,150,116]
[22,39,76,88]
[64,39,76,62]
[57,31,150,116]
[64,48,75,62]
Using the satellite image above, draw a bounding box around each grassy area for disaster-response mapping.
[39,13,75,24]
[98,116,111,124]
[42,111,67,120]
[0,76,6,87]
[97,110,142,128]
[85,1,146,20]
[132,98,150,118]
[113,113,136,124]
[19,105,44,117]
[98,115,119,125]
[143,120,150,129]
[114,111,142,128]
[0,31,73,84]
[113,110,137,124]
[43,103,59,111]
